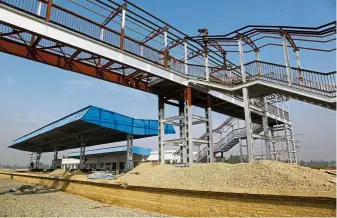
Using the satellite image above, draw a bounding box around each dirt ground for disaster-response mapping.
[0,178,165,217]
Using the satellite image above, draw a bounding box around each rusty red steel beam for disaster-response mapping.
[0,37,150,92]
[142,26,167,44]
[165,38,184,51]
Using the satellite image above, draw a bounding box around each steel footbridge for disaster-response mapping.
[0,0,335,166]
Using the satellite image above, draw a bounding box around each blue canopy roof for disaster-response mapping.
[68,145,151,157]
[9,106,175,152]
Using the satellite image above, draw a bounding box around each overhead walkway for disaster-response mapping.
[0,1,290,125]
[190,61,336,110]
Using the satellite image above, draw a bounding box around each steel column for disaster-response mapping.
[52,146,58,169]
[45,0,53,22]
[163,28,168,68]
[158,97,165,164]
[255,50,262,78]
[184,40,188,74]
[120,5,126,50]
[126,134,134,170]
[271,130,277,160]
[35,152,42,169]
[238,37,253,162]
[261,97,271,160]
[204,43,209,81]
[294,49,303,82]
[281,34,292,85]
[205,95,214,163]
[239,137,243,163]
[179,101,187,163]
[283,123,291,163]
[184,87,193,166]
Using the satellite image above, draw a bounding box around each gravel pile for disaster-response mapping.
[117,161,336,192]
[0,178,165,217]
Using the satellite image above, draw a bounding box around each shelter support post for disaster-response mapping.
[238,37,253,162]
[261,97,271,160]
[35,152,42,169]
[52,147,59,169]
[79,136,87,169]
[205,95,214,163]
[158,96,165,164]
[126,134,134,170]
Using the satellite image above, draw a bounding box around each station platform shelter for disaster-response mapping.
[9,106,175,170]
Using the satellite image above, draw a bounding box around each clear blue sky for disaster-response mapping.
[0,0,335,166]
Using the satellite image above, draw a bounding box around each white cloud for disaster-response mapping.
[5,75,15,85]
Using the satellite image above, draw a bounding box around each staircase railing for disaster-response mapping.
[195,123,263,162]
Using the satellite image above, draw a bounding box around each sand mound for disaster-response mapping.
[117,161,336,192]
[48,169,67,177]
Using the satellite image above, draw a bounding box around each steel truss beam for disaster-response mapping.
[0,37,149,92]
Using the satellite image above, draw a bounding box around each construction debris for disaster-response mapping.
[18,185,37,193]
[88,171,116,180]
[117,161,336,192]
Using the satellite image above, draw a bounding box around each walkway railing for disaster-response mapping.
[208,60,336,97]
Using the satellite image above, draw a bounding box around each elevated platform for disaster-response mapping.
[9,106,175,152]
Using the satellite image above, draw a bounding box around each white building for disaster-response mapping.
[61,147,194,170]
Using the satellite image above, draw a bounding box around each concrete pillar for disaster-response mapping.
[205,95,214,163]
[126,134,134,170]
[158,97,165,164]
[184,87,194,166]
[238,37,253,162]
